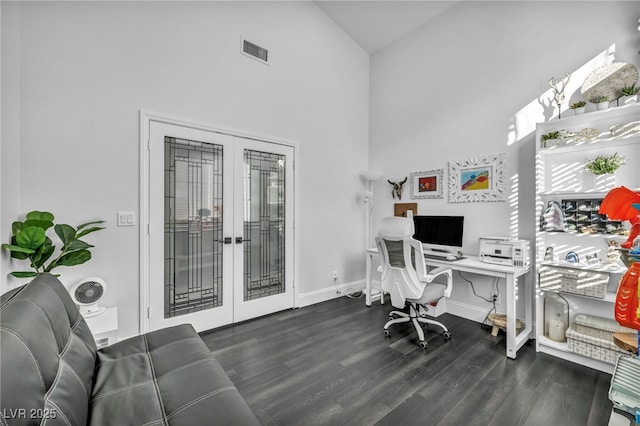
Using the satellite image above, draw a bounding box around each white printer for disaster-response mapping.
[479,237,530,267]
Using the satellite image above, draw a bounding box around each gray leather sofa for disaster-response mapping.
[0,274,261,425]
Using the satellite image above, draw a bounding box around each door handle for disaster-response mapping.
[223,237,232,244]
[235,237,243,244]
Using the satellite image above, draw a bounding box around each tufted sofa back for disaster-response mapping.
[1,274,97,425]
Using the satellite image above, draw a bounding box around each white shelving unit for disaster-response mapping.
[535,102,640,373]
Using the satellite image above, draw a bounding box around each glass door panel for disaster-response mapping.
[164,137,224,317]
[242,149,286,301]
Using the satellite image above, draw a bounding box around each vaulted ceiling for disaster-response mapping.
[314,1,460,53]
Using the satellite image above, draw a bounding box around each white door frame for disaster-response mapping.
[139,110,299,333]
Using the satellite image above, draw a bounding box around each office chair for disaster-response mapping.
[376,216,453,349]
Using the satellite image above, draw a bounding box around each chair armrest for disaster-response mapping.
[423,266,453,298]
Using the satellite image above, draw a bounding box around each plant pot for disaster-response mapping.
[620,95,637,106]
[572,107,586,115]
[541,138,561,149]
[596,101,609,111]
[594,173,616,191]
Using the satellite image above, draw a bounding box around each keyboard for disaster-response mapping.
[424,251,460,261]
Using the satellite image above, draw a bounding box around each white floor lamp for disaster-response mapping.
[361,171,382,249]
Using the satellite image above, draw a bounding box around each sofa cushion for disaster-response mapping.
[1,274,261,425]
[0,274,97,425]
[89,324,261,425]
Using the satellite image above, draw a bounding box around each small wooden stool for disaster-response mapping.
[488,313,523,337]
[613,332,638,355]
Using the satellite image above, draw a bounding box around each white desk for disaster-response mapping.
[365,249,532,359]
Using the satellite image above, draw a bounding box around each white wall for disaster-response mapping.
[369,1,640,321]
[1,1,370,337]
[1,2,22,287]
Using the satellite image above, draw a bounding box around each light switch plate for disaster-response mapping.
[117,212,135,227]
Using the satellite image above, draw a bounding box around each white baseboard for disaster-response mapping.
[297,286,530,332]
[445,299,492,324]
[446,299,526,325]
[297,280,365,308]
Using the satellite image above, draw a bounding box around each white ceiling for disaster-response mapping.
[314,1,461,53]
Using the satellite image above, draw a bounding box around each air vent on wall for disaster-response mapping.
[241,37,269,65]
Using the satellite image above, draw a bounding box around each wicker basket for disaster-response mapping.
[566,314,636,364]
[538,265,609,299]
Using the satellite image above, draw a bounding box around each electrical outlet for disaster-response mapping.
[490,290,500,305]
[332,270,338,281]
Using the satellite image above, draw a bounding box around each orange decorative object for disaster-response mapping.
[615,262,640,330]
[599,186,640,249]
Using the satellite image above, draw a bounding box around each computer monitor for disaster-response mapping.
[412,215,464,255]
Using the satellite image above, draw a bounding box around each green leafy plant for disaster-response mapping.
[621,85,639,96]
[585,153,626,175]
[541,131,560,142]
[1,211,105,278]
[570,101,586,109]
[592,96,609,103]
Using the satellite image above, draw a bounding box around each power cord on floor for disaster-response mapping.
[338,289,364,299]
[342,290,363,299]
[457,271,500,330]
[334,276,363,299]
[457,271,493,303]
[479,303,498,331]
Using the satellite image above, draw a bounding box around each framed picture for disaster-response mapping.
[448,153,506,203]
[410,169,444,199]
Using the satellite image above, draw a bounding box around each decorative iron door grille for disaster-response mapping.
[243,149,286,301]
[164,137,224,318]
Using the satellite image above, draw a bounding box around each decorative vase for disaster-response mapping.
[620,95,637,106]
[544,292,569,342]
[594,173,616,191]
[542,138,560,149]
[596,101,609,111]
[572,107,586,115]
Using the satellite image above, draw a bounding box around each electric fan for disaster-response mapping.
[70,277,107,317]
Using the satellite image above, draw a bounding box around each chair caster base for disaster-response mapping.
[384,329,391,337]
[443,331,452,340]
[419,341,428,349]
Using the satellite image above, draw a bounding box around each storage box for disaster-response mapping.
[538,265,609,299]
[566,314,635,365]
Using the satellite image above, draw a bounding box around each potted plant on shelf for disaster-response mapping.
[1,210,105,278]
[584,153,625,191]
[540,131,561,148]
[619,84,639,105]
[540,129,575,149]
[592,96,609,111]
[570,100,587,115]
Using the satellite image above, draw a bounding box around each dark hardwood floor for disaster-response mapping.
[200,296,613,426]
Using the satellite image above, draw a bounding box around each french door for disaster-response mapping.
[146,120,294,332]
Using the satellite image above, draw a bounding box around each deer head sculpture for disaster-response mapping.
[548,72,571,118]
[388,177,407,199]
